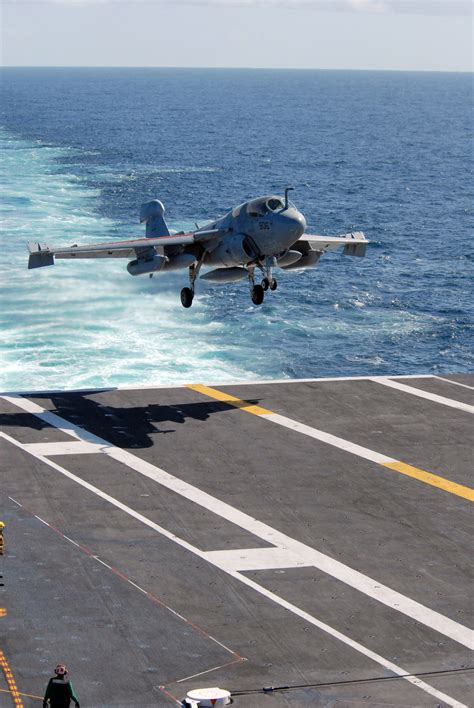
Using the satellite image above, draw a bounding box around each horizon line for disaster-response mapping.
[1,65,472,74]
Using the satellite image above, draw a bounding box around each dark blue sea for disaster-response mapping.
[0,68,472,390]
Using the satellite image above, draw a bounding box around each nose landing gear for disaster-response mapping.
[248,257,278,305]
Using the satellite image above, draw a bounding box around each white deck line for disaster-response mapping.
[22,441,106,456]
[230,572,467,708]
[0,399,472,651]
[0,431,466,708]
[371,378,474,414]
[259,412,392,464]
[434,376,474,391]
[0,374,436,397]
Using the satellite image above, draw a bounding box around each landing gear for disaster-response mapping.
[251,284,264,305]
[248,266,264,306]
[247,258,280,305]
[180,254,205,308]
[180,287,194,308]
[261,276,277,291]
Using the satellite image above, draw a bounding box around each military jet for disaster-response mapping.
[27,188,367,308]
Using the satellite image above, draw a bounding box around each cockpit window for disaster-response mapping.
[246,196,284,216]
[267,198,284,211]
[246,198,268,216]
[232,203,245,218]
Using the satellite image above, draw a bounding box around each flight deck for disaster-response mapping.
[0,374,472,707]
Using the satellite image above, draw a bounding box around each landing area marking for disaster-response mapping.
[372,377,474,413]
[7,496,245,697]
[0,427,470,708]
[186,384,474,502]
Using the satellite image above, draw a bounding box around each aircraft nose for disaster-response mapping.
[282,209,306,239]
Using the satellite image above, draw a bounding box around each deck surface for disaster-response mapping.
[0,374,473,707]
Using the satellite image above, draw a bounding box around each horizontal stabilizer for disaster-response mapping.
[343,242,367,257]
[27,242,54,269]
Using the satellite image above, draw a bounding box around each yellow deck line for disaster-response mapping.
[186,384,474,503]
[0,650,24,707]
[187,383,273,415]
[383,461,474,502]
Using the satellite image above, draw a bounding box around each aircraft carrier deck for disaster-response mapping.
[0,374,472,707]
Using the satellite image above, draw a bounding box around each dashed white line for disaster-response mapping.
[93,557,112,570]
[62,536,80,547]
[128,580,147,593]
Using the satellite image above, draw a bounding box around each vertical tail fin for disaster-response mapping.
[139,200,170,238]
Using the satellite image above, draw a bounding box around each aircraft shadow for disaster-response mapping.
[0,391,263,450]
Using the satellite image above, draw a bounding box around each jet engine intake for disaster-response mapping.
[280,240,322,270]
[206,233,259,268]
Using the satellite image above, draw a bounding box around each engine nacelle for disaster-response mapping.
[277,249,303,268]
[280,240,322,270]
[206,233,259,268]
[127,255,167,276]
[163,253,196,271]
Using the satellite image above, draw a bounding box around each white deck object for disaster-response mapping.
[185,686,232,706]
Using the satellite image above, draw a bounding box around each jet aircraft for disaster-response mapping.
[28,188,368,307]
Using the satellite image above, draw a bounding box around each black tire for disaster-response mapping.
[270,279,278,291]
[261,277,269,291]
[180,287,194,308]
[251,284,264,305]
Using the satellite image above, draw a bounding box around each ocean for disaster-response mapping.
[0,68,472,391]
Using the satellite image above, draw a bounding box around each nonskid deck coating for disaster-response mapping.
[0,374,472,707]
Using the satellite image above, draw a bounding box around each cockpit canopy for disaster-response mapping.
[231,195,294,219]
[247,196,285,216]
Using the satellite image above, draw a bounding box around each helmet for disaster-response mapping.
[0,522,5,529]
[55,665,67,676]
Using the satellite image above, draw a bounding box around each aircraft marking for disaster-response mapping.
[371,377,474,414]
[185,384,474,502]
[1,434,467,708]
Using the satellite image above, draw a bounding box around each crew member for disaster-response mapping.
[0,521,4,555]
[43,665,80,708]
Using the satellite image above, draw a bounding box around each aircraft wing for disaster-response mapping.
[299,231,368,256]
[27,229,223,269]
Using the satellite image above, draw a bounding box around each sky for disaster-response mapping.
[0,0,472,71]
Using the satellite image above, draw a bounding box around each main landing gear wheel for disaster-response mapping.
[251,284,264,305]
[261,277,270,291]
[270,278,278,291]
[180,287,194,308]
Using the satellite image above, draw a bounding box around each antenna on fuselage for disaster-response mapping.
[284,187,294,210]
